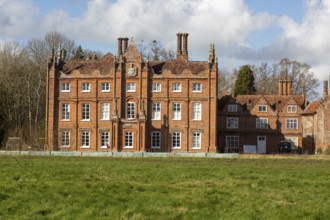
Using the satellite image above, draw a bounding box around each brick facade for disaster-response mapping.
[45,33,218,152]
[218,80,310,153]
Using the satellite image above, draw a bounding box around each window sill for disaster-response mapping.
[80,146,90,149]
[124,146,134,149]
[101,90,110,92]
[82,91,90,93]
[171,147,181,149]
[81,119,90,122]
[151,147,161,149]
[61,119,70,122]
[61,91,70,93]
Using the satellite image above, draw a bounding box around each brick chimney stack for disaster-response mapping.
[123,38,129,53]
[278,80,283,95]
[323,80,329,97]
[182,33,189,59]
[176,33,182,58]
[117,37,123,57]
[282,80,287,96]
[287,79,292,95]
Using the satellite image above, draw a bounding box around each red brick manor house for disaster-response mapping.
[45,33,218,152]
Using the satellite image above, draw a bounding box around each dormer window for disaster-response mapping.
[258,105,267,112]
[228,104,238,112]
[287,105,297,113]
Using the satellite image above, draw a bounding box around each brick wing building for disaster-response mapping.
[45,33,218,152]
[218,80,309,153]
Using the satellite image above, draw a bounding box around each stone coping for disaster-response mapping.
[0,151,239,158]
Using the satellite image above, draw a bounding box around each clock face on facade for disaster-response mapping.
[127,64,137,77]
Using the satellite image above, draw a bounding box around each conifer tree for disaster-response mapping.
[234,65,256,96]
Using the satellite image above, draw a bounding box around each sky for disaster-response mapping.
[1,0,330,95]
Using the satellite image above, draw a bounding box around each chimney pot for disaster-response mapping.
[278,80,283,95]
[323,80,329,97]
[176,33,182,58]
[182,33,189,59]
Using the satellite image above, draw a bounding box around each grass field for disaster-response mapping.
[0,155,330,219]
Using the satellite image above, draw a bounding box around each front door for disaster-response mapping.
[257,136,267,154]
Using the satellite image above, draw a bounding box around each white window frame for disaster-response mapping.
[172,103,181,120]
[124,131,134,148]
[61,103,70,121]
[100,103,110,120]
[192,83,202,92]
[61,131,70,147]
[192,103,202,120]
[151,131,161,149]
[61,83,70,92]
[286,118,298,130]
[100,132,110,148]
[127,82,136,92]
[258,105,267,112]
[101,82,110,92]
[192,132,201,149]
[152,83,161,92]
[256,118,268,129]
[287,105,297,113]
[228,104,238,112]
[152,102,161,120]
[226,117,238,129]
[127,102,135,119]
[81,103,90,121]
[226,136,239,149]
[82,83,90,92]
[172,83,182,92]
[172,132,181,149]
[81,131,90,148]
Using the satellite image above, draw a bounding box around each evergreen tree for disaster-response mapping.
[73,45,84,60]
[234,65,256,96]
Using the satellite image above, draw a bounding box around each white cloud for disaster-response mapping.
[0,0,36,38]
[42,0,275,59]
[239,0,330,83]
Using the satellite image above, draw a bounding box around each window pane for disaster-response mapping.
[101,132,110,148]
[172,103,181,120]
[192,103,201,120]
[101,103,110,120]
[151,132,161,148]
[152,103,161,120]
[127,102,135,119]
[192,132,201,149]
[172,132,181,148]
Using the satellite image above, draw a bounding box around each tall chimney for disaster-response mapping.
[278,80,283,95]
[176,33,182,58]
[323,80,329,97]
[282,80,287,96]
[287,80,292,95]
[117,37,123,57]
[182,33,189,59]
[123,38,129,53]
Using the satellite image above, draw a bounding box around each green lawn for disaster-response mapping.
[0,155,329,220]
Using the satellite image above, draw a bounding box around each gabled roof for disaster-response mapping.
[218,94,306,112]
[149,56,208,75]
[302,101,320,115]
[62,53,116,75]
